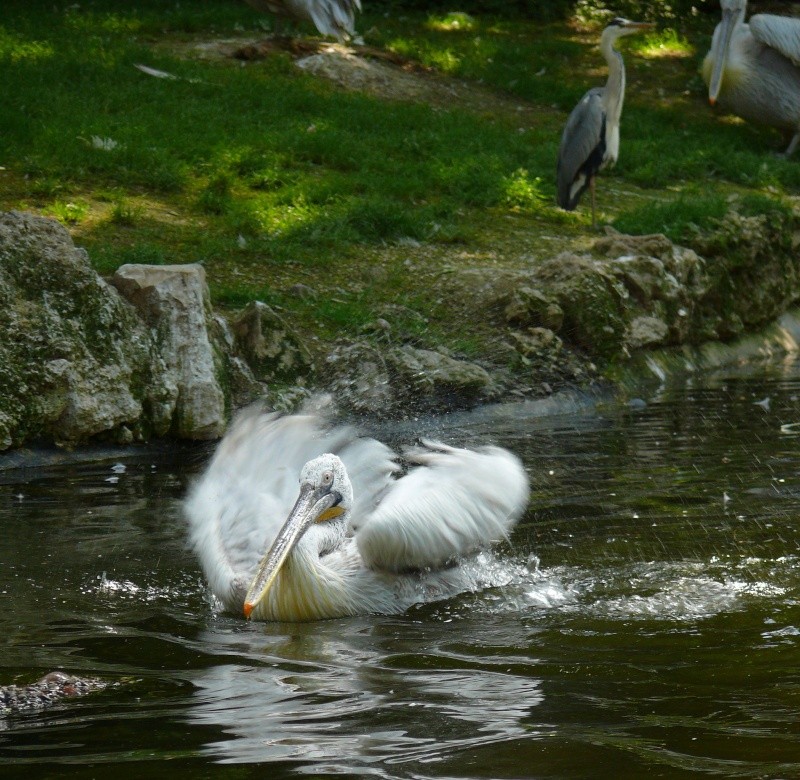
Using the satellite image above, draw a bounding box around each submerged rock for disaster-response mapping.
[0,672,107,716]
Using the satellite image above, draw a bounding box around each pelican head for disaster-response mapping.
[708,0,748,104]
[601,16,655,45]
[243,453,352,619]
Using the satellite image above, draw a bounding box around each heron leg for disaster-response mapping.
[782,131,800,158]
[590,178,597,230]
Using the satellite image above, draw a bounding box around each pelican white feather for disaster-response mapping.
[749,14,800,67]
[703,0,800,155]
[185,407,530,622]
[356,440,528,573]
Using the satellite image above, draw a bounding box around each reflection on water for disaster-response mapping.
[1,363,799,778]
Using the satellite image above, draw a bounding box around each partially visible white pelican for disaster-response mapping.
[243,0,361,42]
[185,408,529,622]
[703,0,800,155]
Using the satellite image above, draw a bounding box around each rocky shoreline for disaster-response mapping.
[2,207,799,451]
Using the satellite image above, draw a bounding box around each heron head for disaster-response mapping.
[243,453,352,619]
[603,17,655,40]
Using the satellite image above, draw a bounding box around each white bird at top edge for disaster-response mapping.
[703,0,800,155]
[243,0,361,42]
[184,407,530,622]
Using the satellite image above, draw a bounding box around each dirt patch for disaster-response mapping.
[180,36,554,118]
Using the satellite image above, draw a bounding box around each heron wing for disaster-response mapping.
[355,440,530,573]
[184,407,396,611]
[750,14,800,66]
[556,87,605,210]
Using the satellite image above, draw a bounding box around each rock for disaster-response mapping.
[535,252,628,361]
[230,300,313,382]
[324,342,394,415]
[504,286,564,331]
[391,345,494,404]
[1,672,107,716]
[0,211,266,447]
[112,263,228,439]
[594,229,676,259]
[625,315,670,350]
[324,341,495,415]
[0,211,152,448]
[510,327,563,358]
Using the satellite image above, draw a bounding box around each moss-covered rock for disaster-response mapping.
[0,211,151,448]
[324,340,496,416]
[0,212,261,449]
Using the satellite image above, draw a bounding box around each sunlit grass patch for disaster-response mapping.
[0,28,54,63]
[503,168,546,211]
[47,199,89,225]
[633,28,694,59]
[426,12,477,33]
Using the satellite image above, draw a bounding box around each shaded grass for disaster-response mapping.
[1,0,797,350]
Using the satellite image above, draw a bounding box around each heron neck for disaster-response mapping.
[601,36,626,125]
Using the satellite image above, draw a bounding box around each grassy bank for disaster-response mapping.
[0,0,796,364]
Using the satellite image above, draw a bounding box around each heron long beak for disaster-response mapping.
[242,483,341,619]
[708,8,737,105]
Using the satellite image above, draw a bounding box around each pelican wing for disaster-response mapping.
[184,407,396,611]
[557,87,605,210]
[355,441,530,573]
[750,14,800,66]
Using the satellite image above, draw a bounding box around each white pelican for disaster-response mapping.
[185,408,529,622]
[243,0,361,42]
[703,0,800,155]
[556,17,654,228]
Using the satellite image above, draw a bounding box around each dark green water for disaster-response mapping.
[1,365,799,779]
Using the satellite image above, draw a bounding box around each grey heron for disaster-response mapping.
[185,408,530,622]
[703,0,800,155]
[556,18,654,227]
[243,0,361,42]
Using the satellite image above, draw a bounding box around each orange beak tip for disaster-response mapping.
[243,602,254,619]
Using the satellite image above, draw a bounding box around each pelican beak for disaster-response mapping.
[709,8,737,105]
[243,483,342,619]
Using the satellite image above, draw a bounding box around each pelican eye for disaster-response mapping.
[321,470,334,487]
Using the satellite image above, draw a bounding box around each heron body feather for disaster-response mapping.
[556,18,652,223]
[557,89,607,210]
[185,408,530,621]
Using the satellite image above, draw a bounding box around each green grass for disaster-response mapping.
[0,0,797,352]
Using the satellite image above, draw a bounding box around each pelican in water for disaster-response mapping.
[703,0,800,155]
[185,408,529,622]
[243,0,361,42]
[557,17,654,228]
